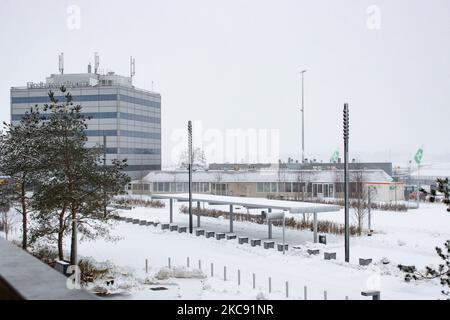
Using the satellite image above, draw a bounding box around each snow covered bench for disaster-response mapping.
[226,234,237,240]
[238,237,249,244]
[206,231,215,238]
[324,252,336,260]
[126,218,133,223]
[146,221,154,226]
[178,226,187,233]
[139,220,147,226]
[161,223,170,230]
[195,229,205,236]
[251,239,261,247]
[277,244,289,252]
[132,219,140,224]
[263,241,275,249]
[307,249,320,255]
[169,225,178,232]
[215,233,226,240]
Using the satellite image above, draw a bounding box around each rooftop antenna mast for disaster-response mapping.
[94,52,100,74]
[130,56,136,78]
[58,52,64,75]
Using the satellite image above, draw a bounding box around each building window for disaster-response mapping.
[270,182,277,193]
[285,182,292,193]
[257,182,263,193]
[278,182,285,193]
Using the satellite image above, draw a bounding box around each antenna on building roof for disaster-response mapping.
[94,52,99,74]
[130,56,136,78]
[58,52,64,75]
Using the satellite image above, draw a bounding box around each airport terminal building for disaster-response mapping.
[129,166,405,203]
[10,69,161,179]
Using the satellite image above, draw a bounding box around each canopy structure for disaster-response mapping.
[151,193,341,243]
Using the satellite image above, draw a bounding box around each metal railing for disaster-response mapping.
[0,238,96,300]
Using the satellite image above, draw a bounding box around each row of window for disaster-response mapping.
[152,182,210,193]
[211,183,228,196]
[103,147,161,155]
[118,94,160,108]
[11,111,161,124]
[124,164,161,172]
[256,182,307,193]
[11,94,161,109]
[85,130,161,139]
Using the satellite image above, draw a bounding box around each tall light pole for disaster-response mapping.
[300,70,307,163]
[188,121,193,234]
[343,103,350,263]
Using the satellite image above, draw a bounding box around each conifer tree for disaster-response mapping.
[31,87,130,263]
[0,107,47,250]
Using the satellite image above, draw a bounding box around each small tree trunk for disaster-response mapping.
[70,209,77,266]
[4,211,8,241]
[20,182,27,250]
[57,210,65,261]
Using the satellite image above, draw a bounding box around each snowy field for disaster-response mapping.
[73,196,450,300]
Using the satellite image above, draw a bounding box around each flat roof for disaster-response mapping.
[151,193,341,214]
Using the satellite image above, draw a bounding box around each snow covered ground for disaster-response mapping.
[74,197,450,300]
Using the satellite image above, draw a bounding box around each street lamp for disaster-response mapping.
[343,103,350,262]
[188,121,193,234]
[300,70,307,164]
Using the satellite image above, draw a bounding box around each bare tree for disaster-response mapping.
[351,169,368,235]
[296,171,306,201]
[178,147,207,170]
[0,181,20,241]
[213,171,223,195]
[333,169,343,200]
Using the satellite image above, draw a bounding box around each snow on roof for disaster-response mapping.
[151,193,341,214]
[138,169,392,184]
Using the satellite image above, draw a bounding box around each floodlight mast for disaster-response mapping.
[188,121,193,234]
[343,103,350,262]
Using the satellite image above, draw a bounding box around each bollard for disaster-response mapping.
[253,273,256,289]
[238,269,241,285]
[304,286,308,300]
[168,257,171,269]
[187,257,190,268]
[145,259,148,274]
[198,259,202,270]
[269,277,272,293]
[211,263,214,277]
[324,290,327,300]
[286,281,289,298]
[345,296,349,300]
[361,290,381,300]
[224,266,227,281]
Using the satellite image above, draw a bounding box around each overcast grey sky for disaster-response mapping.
[1,0,449,167]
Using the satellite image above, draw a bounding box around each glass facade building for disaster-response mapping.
[10,72,161,179]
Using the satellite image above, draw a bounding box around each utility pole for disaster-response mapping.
[103,135,107,217]
[188,121,193,234]
[343,103,350,262]
[300,70,307,163]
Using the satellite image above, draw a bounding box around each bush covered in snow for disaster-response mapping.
[155,266,207,280]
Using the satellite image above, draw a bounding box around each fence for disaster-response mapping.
[163,255,357,300]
